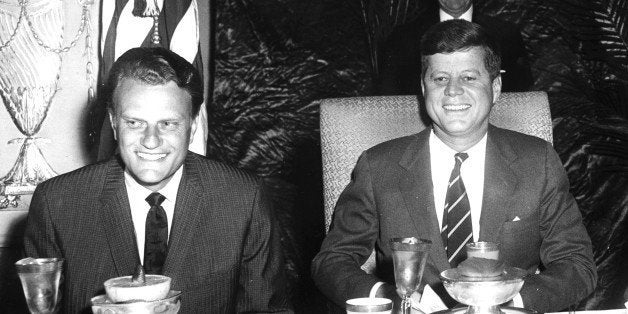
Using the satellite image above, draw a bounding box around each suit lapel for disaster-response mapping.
[98,158,140,277]
[398,130,451,272]
[163,154,203,277]
[479,126,518,242]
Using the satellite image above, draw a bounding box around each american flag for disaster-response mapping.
[99,0,208,157]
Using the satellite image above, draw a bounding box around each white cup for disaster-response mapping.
[346,297,393,314]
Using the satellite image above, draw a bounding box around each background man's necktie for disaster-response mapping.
[144,192,168,274]
[441,152,473,268]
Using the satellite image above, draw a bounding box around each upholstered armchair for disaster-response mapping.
[319,92,552,272]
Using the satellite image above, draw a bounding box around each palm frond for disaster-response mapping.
[553,114,628,309]
[560,0,628,77]
[599,0,628,64]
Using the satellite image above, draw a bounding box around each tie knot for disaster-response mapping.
[455,152,469,164]
[145,192,166,207]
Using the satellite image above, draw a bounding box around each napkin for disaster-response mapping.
[412,285,447,313]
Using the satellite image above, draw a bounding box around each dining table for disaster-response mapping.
[547,309,627,314]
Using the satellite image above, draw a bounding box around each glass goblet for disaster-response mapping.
[390,237,431,314]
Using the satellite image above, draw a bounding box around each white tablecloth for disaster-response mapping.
[547,309,627,314]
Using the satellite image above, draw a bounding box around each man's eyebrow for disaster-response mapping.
[429,70,449,77]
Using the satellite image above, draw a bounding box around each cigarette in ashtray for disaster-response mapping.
[104,265,171,303]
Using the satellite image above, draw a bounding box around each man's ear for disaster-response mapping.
[108,109,117,141]
[189,115,198,144]
[492,75,502,104]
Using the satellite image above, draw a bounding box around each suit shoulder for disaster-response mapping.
[491,126,551,155]
[187,153,262,186]
[35,159,114,193]
[364,134,419,159]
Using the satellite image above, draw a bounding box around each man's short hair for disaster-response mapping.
[105,47,203,117]
[420,19,502,80]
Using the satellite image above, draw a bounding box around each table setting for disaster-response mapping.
[344,240,622,314]
[15,258,181,314]
[13,241,628,314]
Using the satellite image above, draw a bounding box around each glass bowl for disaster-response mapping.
[440,267,527,313]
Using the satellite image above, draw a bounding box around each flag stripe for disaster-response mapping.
[170,1,198,63]
[117,0,154,56]
[99,0,207,157]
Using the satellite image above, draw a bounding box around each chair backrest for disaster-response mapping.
[319,92,552,232]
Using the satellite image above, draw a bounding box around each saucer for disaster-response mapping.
[91,290,181,314]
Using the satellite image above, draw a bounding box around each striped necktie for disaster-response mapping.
[144,192,168,274]
[441,152,473,267]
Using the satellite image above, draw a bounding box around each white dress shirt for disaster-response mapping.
[124,167,182,264]
[439,6,473,22]
[430,130,486,243]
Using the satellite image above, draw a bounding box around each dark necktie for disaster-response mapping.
[144,192,168,274]
[441,152,473,267]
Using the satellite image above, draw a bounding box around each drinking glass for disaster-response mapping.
[390,237,431,314]
[466,241,500,260]
[15,257,64,314]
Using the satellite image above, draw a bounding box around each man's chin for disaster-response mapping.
[130,170,171,190]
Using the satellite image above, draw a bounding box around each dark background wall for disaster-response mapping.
[209,0,628,312]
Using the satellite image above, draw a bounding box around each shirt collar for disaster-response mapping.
[429,128,487,158]
[124,166,184,203]
[439,5,473,22]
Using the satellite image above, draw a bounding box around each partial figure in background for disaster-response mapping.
[376,0,532,95]
[312,20,595,313]
[94,0,210,160]
[24,47,291,313]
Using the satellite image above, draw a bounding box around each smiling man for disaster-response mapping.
[377,0,533,95]
[24,47,291,313]
[313,20,596,313]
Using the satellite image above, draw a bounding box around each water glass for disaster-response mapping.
[15,257,64,314]
[390,237,431,314]
[466,241,500,260]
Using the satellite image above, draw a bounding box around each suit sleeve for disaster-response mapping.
[311,152,382,307]
[236,181,292,313]
[519,143,597,312]
[23,183,62,259]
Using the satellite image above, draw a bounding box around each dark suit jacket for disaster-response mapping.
[377,7,533,95]
[312,126,596,313]
[24,153,291,313]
